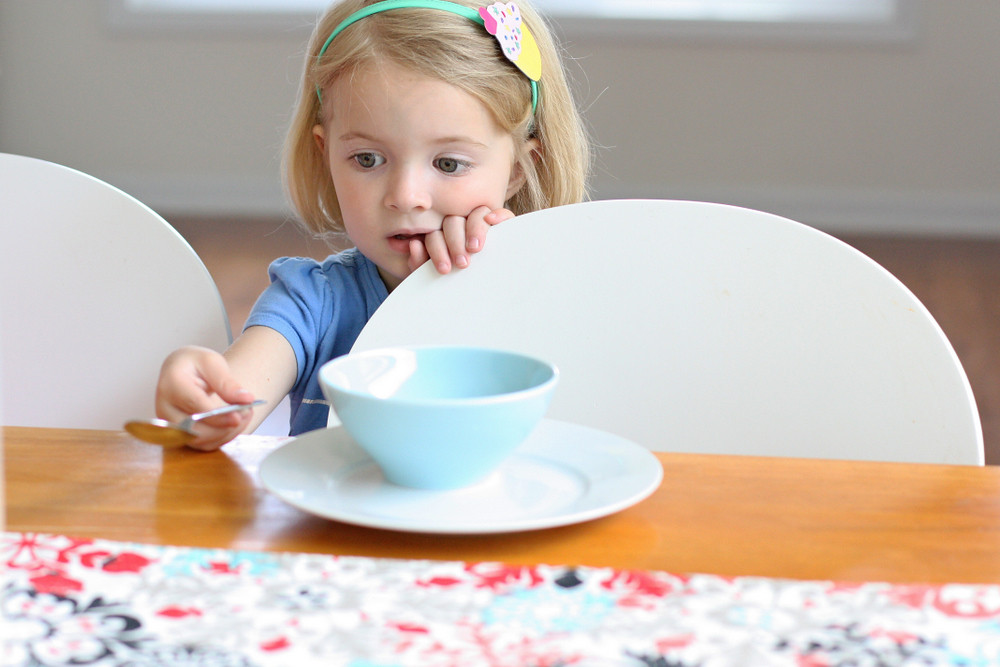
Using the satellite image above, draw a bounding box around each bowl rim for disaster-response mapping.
[319,344,559,406]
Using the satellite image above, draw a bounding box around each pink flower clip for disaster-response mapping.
[478,2,542,82]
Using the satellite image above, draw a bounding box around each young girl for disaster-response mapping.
[155,0,591,450]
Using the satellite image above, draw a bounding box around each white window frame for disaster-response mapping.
[547,0,919,44]
[107,0,920,44]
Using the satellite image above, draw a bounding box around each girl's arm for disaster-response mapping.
[410,205,515,275]
[155,326,297,451]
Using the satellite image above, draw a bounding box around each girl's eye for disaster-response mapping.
[435,157,468,174]
[353,153,384,169]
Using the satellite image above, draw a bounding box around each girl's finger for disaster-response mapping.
[464,206,492,254]
[442,215,469,268]
[422,230,452,274]
[408,236,431,273]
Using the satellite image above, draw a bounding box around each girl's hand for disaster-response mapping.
[155,345,258,451]
[408,205,515,275]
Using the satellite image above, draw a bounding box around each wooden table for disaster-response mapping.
[6,426,1000,584]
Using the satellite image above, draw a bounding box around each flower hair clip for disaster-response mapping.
[478,3,542,82]
[316,0,541,113]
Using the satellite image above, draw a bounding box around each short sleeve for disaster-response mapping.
[245,256,335,385]
[243,250,388,434]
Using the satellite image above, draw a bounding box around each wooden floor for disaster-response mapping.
[171,217,1000,464]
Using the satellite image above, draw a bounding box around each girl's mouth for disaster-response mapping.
[387,232,426,253]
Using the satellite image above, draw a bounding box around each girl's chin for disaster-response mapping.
[376,263,410,292]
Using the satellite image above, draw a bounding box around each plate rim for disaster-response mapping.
[259,418,663,534]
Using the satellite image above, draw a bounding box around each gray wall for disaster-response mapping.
[2,1,998,235]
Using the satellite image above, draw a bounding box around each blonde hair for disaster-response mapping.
[283,0,591,237]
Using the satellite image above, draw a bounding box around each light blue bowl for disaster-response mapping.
[319,346,559,489]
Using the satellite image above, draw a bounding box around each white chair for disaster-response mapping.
[0,153,232,429]
[351,199,983,465]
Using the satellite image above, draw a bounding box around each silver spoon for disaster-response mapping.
[124,399,266,447]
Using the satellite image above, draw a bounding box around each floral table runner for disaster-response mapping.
[3,531,1000,666]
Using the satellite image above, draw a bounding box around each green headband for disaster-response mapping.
[316,0,540,114]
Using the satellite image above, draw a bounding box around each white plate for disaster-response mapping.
[259,419,663,534]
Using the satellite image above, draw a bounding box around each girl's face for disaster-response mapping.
[314,62,527,290]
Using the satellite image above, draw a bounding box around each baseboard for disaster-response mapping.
[106,172,1000,238]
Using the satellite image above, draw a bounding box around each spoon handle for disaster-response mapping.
[189,399,267,422]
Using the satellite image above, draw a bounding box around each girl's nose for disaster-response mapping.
[384,166,432,212]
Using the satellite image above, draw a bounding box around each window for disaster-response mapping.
[540,0,896,23]
[110,0,915,42]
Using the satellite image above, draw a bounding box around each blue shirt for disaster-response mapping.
[245,248,388,435]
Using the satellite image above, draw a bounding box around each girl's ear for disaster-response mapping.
[506,137,540,200]
[312,124,327,153]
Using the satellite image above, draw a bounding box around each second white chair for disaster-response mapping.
[350,199,983,465]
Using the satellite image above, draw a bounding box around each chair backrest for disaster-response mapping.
[350,199,983,465]
[0,153,232,429]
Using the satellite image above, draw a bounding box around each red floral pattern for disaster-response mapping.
[4,532,1000,665]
